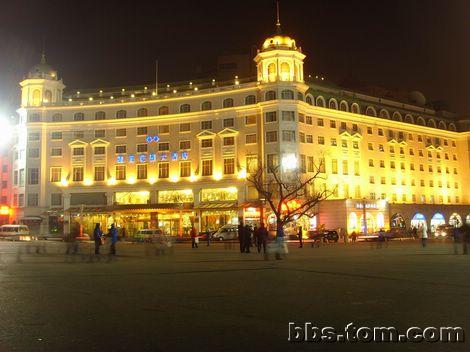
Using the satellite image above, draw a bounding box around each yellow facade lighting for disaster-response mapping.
[170,175,179,183]
[127,176,136,185]
[237,169,247,179]
[213,171,223,181]
[189,175,199,182]
[60,178,69,187]
[149,176,156,185]
[107,177,117,186]
[83,178,93,186]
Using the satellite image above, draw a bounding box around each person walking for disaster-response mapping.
[206,227,211,247]
[238,221,245,253]
[244,224,252,253]
[256,223,268,254]
[109,223,118,255]
[93,223,103,255]
[377,228,385,249]
[298,226,303,248]
[350,231,357,244]
[420,223,428,248]
[190,226,198,248]
[253,225,259,250]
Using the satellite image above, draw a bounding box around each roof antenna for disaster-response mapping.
[275,0,282,34]
[41,35,46,63]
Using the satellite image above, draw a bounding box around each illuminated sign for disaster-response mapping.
[116,152,189,164]
[146,135,160,143]
[355,202,379,210]
[0,205,10,216]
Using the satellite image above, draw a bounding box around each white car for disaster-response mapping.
[0,225,35,241]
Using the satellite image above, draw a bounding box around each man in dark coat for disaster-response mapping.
[93,223,102,255]
[256,222,268,254]
[109,224,118,255]
[244,224,252,253]
[238,222,245,253]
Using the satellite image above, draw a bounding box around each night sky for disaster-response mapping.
[0,0,469,116]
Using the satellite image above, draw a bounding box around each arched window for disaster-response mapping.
[315,96,326,108]
[267,63,276,82]
[74,112,85,121]
[29,113,40,122]
[116,110,127,118]
[411,213,427,229]
[430,213,445,233]
[328,99,338,110]
[416,116,425,126]
[44,90,52,103]
[281,90,294,100]
[297,92,304,101]
[405,114,414,124]
[348,212,358,233]
[351,103,360,114]
[448,123,456,132]
[427,119,436,128]
[305,95,314,106]
[449,213,462,227]
[201,101,212,111]
[438,120,447,130]
[379,109,389,119]
[392,112,402,121]
[365,106,377,117]
[245,95,256,105]
[32,89,41,106]
[280,62,290,81]
[265,91,276,101]
[137,108,148,117]
[223,98,234,108]
[95,111,106,120]
[158,106,169,115]
[339,101,348,112]
[52,113,63,122]
[180,104,191,113]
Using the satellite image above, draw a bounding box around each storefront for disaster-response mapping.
[346,199,388,234]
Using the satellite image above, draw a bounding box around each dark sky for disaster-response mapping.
[0,0,469,116]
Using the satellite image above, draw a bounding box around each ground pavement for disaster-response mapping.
[0,240,468,352]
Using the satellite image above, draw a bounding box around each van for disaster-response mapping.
[0,225,34,241]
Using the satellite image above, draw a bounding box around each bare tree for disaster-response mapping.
[247,158,334,235]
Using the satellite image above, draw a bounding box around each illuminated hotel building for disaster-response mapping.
[11,29,470,236]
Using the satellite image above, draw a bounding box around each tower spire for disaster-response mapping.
[41,36,46,64]
[275,0,281,34]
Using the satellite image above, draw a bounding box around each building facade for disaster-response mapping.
[11,30,470,236]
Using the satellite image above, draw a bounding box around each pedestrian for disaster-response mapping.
[190,226,198,248]
[206,228,211,247]
[253,225,259,249]
[93,223,103,255]
[460,223,470,255]
[238,221,245,253]
[420,223,428,248]
[298,226,303,248]
[109,223,118,255]
[350,231,357,244]
[452,226,461,255]
[244,224,252,253]
[377,228,385,249]
[256,222,268,254]
[275,223,285,260]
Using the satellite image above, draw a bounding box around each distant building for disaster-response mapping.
[10,21,470,236]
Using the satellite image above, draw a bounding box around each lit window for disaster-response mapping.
[94,166,105,181]
[159,125,170,134]
[266,131,278,143]
[72,167,83,182]
[202,160,213,176]
[265,112,277,123]
[50,167,62,182]
[223,118,234,127]
[223,137,235,146]
[179,140,191,150]
[180,123,191,132]
[115,165,126,180]
[245,115,257,125]
[137,164,147,179]
[180,161,191,178]
[201,139,213,148]
[158,163,169,178]
[116,128,127,137]
[223,158,235,174]
[94,146,106,155]
[137,127,147,136]
[245,134,257,144]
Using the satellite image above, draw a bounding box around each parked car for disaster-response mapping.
[212,225,238,241]
[308,229,339,243]
[0,225,35,241]
[131,229,163,242]
[199,230,217,241]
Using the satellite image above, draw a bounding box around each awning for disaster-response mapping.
[239,201,263,208]
[195,202,238,210]
[65,203,194,214]
[20,216,44,222]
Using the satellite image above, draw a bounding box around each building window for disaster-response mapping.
[245,95,256,105]
[342,160,348,175]
[369,176,375,184]
[369,159,374,167]
[137,164,147,179]
[201,139,213,148]
[223,118,234,128]
[159,106,169,115]
[74,113,85,121]
[341,139,348,148]
[265,91,276,101]
[378,128,384,136]
[201,121,212,130]
[137,108,148,117]
[267,154,279,171]
[158,163,169,178]
[72,167,83,182]
[74,131,84,139]
[201,101,212,111]
[223,158,235,174]
[158,142,170,151]
[307,156,315,173]
[180,123,191,132]
[159,125,170,134]
[281,90,294,99]
[27,193,38,206]
[306,135,313,143]
[354,161,360,176]
[223,98,234,108]
[282,111,295,121]
[318,136,325,145]
[381,177,386,184]
[245,134,257,144]
[330,120,336,128]
[265,111,277,123]
[115,165,126,180]
[94,146,106,155]
[51,193,62,206]
[353,141,359,149]
[367,127,372,134]
[50,167,62,182]
[245,115,257,125]
[28,132,40,141]
[180,161,191,177]
[305,116,313,125]
[265,131,278,143]
[137,127,147,136]
[26,168,39,185]
[282,130,295,142]
[137,144,147,153]
[179,140,191,150]
[29,114,40,122]
[317,118,324,127]
[94,166,105,181]
[330,138,337,146]
[202,160,213,176]
[95,111,106,120]
[52,113,63,122]
[116,128,126,137]
[180,104,191,113]
[115,145,127,154]
[73,147,85,156]
[223,137,235,146]
[116,110,127,119]
[51,132,62,140]
[95,130,105,138]
[28,148,39,158]
[332,159,338,174]
[246,155,258,173]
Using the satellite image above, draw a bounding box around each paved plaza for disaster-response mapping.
[0,240,469,352]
